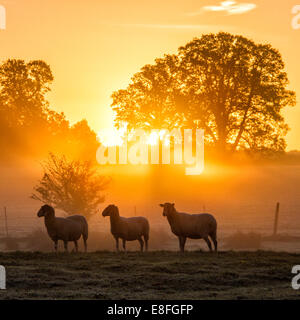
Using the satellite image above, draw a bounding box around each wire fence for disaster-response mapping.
[1,202,300,238]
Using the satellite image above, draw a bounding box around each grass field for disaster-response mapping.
[1,251,300,300]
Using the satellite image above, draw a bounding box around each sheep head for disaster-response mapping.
[159,203,175,217]
[102,204,119,217]
[37,204,55,218]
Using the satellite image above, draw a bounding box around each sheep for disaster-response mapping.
[160,203,217,253]
[102,204,149,252]
[37,204,88,253]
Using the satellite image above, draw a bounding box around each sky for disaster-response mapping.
[0,0,300,150]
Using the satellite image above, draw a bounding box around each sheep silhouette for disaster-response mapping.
[160,203,217,253]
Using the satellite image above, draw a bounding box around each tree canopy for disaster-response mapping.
[32,153,110,220]
[0,59,99,160]
[0,59,53,127]
[111,33,296,154]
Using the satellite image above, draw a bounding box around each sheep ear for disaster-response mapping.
[172,203,175,207]
[159,204,164,207]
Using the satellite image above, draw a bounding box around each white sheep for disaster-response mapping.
[37,204,88,253]
[102,204,149,252]
[160,203,217,253]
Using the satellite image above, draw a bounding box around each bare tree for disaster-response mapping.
[32,153,110,220]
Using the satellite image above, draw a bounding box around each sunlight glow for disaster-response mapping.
[146,130,169,146]
[97,123,127,147]
[98,126,171,147]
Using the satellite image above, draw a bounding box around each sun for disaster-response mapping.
[98,125,170,147]
[97,124,127,147]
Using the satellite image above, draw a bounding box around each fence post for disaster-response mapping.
[4,207,8,237]
[3,207,9,237]
[273,202,280,236]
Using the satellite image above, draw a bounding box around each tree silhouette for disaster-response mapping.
[32,153,110,220]
[0,59,53,128]
[0,59,100,161]
[112,33,296,154]
[67,120,100,160]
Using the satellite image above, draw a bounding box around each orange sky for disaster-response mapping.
[1,0,300,150]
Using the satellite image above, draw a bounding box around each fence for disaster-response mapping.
[1,202,300,239]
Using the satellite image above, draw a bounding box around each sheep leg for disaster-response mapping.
[178,237,182,252]
[213,239,218,252]
[83,238,87,253]
[115,237,119,252]
[179,236,186,253]
[144,235,149,252]
[203,236,213,252]
[54,240,58,253]
[138,237,144,252]
[209,232,218,252]
[182,237,186,252]
[210,236,218,252]
[74,240,78,253]
[122,239,126,252]
[64,241,68,253]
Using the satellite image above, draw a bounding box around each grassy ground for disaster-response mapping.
[0,250,299,300]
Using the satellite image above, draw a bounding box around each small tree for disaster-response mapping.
[31,153,110,220]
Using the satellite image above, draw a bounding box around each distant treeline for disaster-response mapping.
[0,55,299,165]
[0,59,99,162]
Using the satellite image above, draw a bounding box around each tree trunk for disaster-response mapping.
[232,89,254,151]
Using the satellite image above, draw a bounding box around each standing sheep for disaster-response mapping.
[160,203,217,253]
[37,204,88,253]
[102,204,149,252]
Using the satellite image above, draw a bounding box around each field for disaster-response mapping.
[0,250,300,300]
[1,163,300,300]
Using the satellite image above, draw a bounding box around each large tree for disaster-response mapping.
[0,59,54,127]
[111,33,296,154]
[0,59,100,160]
[0,59,67,155]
